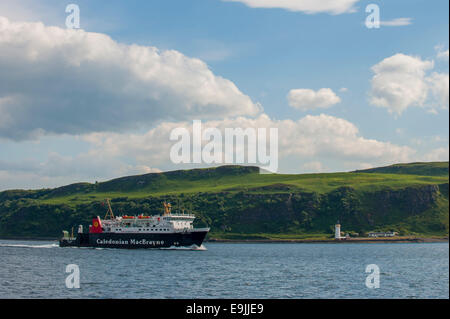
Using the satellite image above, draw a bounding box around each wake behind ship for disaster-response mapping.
[59,201,209,249]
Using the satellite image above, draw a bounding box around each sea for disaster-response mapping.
[0,240,448,299]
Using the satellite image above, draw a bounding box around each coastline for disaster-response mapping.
[1,235,448,244]
[0,236,59,241]
[206,236,449,244]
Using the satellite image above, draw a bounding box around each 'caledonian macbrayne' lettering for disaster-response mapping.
[59,201,209,249]
[96,239,164,246]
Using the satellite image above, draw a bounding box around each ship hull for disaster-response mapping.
[59,230,208,249]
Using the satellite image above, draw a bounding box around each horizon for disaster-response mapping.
[1,160,448,192]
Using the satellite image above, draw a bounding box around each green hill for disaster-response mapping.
[0,162,448,240]
[354,161,449,176]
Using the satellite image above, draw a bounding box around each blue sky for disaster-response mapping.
[0,0,448,190]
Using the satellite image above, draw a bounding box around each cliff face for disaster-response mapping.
[0,183,447,238]
[201,184,447,235]
[371,185,439,214]
[0,163,448,238]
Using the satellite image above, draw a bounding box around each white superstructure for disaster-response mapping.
[101,213,196,233]
[98,201,205,234]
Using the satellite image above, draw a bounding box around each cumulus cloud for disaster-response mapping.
[81,113,415,168]
[0,113,421,189]
[279,114,415,162]
[222,0,360,14]
[287,88,341,111]
[369,53,450,114]
[0,17,260,141]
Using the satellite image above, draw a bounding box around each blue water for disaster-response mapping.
[0,240,448,298]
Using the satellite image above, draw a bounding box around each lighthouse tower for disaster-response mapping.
[335,222,341,239]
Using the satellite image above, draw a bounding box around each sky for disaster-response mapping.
[0,0,448,190]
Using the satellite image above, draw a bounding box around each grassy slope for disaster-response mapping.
[30,165,449,205]
[0,162,448,239]
[354,161,449,176]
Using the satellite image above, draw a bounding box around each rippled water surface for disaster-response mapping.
[0,240,448,298]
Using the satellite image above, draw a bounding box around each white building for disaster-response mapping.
[368,231,398,238]
[335,223,342,239]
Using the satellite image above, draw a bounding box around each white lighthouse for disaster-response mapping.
[335,222,341,239]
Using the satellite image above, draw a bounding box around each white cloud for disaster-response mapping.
[222,0,360,14]
[281,114,415,162]
[82,113,415,168]
[0,17,260,141]
[287,88,341,111]
[422,146,450,162]
[427,72,450,109]
[435,45,449,60]
[369,53,443,114]
[0,113,421,190]
[380,18,412,27]
[438,50,449,60]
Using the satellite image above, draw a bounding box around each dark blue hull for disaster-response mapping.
[59,230,208,249]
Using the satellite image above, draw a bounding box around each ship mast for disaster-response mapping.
[163,202,172,216]
[104,198,115,219]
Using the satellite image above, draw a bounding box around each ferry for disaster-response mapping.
[59,200,209,249]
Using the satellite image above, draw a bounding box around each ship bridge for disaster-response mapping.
[163,213,195,230]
